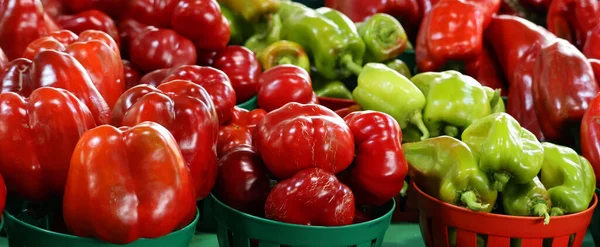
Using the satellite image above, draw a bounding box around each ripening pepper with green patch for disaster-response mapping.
[540,142,596,216]
[461,112,544,192]
[410,70,504,138]
[353,63,429,142]
[356,13,408,63]
[503,177,551,225]
[219,3,253,45]
[259,40,310,72]
[217,0,280,22]
[403,136,498,212]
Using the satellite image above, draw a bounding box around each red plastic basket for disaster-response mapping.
[412,181,598,247]
[391,183,419,223]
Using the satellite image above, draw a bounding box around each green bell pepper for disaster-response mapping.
[357,13,408,63]
[540,142,596,216]
[217,0,280,22]
[503,177,551,225]
[277,2,365,80]
[403,136,498,212]
[385,59,412,78]
[410,70,502,138]
[353,63,429,141]
[462,112,544,192]
[244,14,282,54]
[313,80,353,99]
[220,4,253,45]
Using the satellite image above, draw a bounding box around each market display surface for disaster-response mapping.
[1,0,600,246]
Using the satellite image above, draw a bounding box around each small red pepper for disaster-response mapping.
[533,39,600,143]
[171,0,231,51]
[344,111,408,206]
[217,106,267,157]
[581,86,600,187]
[123,60,142,89]
[162,65,237,124]
[130,27,197,72]
[265,168,355,226]
[257,65,318,112]
[112,80,219,200]
[57,10,121,49]
[63,122,197,244]
[254,103,355,180]
[213,46,262,104]
[0,87,96,202]
[127,0,179,28]
[547,0,600,50]
[215,146,271,216]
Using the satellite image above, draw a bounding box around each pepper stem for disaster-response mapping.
[489,89,501,109]
[460,191,488,211]
[443,125,459,137]
[410,111,430,141]
[532,203,551,225]
[341,54,364,76]
[550,207,565,216]
[399,181,409,197]
[493,173,511,192]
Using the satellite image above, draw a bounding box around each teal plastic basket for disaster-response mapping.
[397,49,417,75]
[196,196,217,232]
[590,188,600,244]
[237,96,258,111]
[211,194,395,247]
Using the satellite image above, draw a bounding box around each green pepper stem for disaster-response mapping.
[410,112,430,141]
[341,54,364,76]
[532,203,551,225]
[550,207,565,216]
[460,191,488,211]
[493,173,511,192]
[489,89,501,109]
[399,181,409,197]
[443,126,459,137]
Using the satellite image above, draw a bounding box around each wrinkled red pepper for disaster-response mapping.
[257,65,318,112]
[0,0,59,60]
[265,168,355,226]
[63,122,197,244]
[127,0,179,28]
[218,106,266,157]
[547,0,600,50]
[123,60,142,89]
[130,27,197,72]
[533,39,600,143]
[57,10,121,48]
[254,102,355,179]
[215,146,271,216]
[0,87,96,202]
[581,87,600,187]
[213,46,262,104]
[112,80,219,200]
[162,65,237,124]
[172,0,231,51]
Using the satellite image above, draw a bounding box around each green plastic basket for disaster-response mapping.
[196,196,217,232]
[292,0,324,8]
[4,202,199,247]
[590,188,600,244]
[238,96,258,111]
[211,194,395,247]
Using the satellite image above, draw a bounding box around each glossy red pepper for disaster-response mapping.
[162,65,237,124]
[465,42,508,96]
[0,58,34,96]
[0,87,96,202]
[533,39,600,143]
[254,102,355,179]
[590,59,600,79]
[581,88,600,187]
[197,50,218,66]
[128,0,179,28]
[547,0,600,50]
[63,122,197,244]
[0,0,59,60]
[584,24,600,60]
[64,0,126,20]
[57,10,121,48]
[215,146,271,216]
[118,18,149,58]
[213,46,262,104]
[112,80,219,200]
[343,111,408,206]
[218,106,267,157]
[265,168,355,226]
[257,65,318,112]
[0,48,8,71]
[138,68,171,87]
[171,0,230,51]
[123,60,142,89]
[41,0,66,18]
[130,27,197,72]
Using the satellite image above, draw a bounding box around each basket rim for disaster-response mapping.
[411,181,598,220]
[3,207,200,242]
[211,193,396,230]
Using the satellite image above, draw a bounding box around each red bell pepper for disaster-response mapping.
[547,0,600,50]
[0,0,59,60]
[162,65,237,124]
[123,60,142,89]
[217,106,267,157]
[0,58,34,96]
[581,89,600,187]
[265,168,355,226]
[130,27,197,72]
[416,0,501,72]
[112,80,219,200]
[197,50,218,66]
[465,42,509,96]
[254,102,355,179]
[57,10,121,48]
[118,18,149,58]
[0,87,96,202]
[127,0,179,28]
[215,146,271,216]
[213,46,262,104]
[63,122,197,244]
[584,24,600,60]
[64,0,126,20]
[533,39,600,143]
[171,0,231,51]
[137,68,171,88]
[41,0,66,18]
[0,48,8,72]
[590,59,600,79]
[343,111,408,206]
[257,65,318,112]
